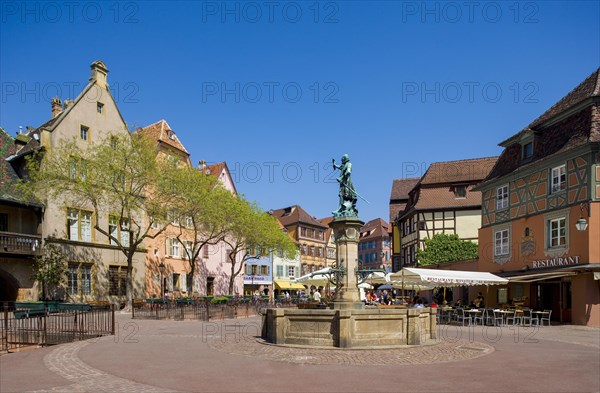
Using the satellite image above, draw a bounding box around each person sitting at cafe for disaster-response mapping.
[414,299,424,308]
[382,290,390,305]
[454,299,462,307]
[475,292,485,308]
[313,289,321,302]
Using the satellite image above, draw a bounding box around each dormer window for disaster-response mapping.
[522,141,533,160]
[454,185,467,198]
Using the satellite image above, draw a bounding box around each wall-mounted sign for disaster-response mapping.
[520,230,536,257]
[531,255,580,269]
[243,275,271,282]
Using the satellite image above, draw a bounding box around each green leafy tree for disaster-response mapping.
[165,164,234,292]
[416,233,478,266]
[24,133,171,309]
[32,244,67,300]
[221,198,297,295]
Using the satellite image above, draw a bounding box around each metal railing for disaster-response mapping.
[1,302,114,353]
[0,232,42,255]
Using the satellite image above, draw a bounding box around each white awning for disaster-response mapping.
[506,271,576,283]
[294,267,333,286]
[389,267,509,287]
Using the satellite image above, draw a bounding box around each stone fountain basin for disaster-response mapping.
[262,307,437,348]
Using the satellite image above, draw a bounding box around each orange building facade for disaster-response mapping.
[476,69,600,326]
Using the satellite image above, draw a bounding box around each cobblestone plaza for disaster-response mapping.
[1,314,598,392]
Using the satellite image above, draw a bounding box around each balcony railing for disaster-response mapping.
[0,232,42,255]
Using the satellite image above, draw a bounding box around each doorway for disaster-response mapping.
[531,280,571,322]
[207,276,214,296]
[0,268,19,301]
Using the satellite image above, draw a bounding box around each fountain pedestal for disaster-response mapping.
[328,216,364,310]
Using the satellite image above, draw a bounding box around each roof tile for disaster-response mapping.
[139,120,189,155]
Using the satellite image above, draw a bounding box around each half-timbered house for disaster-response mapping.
[396,157,498,267]
[476,68,600,326]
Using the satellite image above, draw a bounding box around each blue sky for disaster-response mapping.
[1,1,599,222]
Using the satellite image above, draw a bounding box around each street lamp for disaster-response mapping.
[158,262,166,301]
[576,202,589,231]
[575,202,589,231]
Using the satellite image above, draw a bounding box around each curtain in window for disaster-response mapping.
[80,211,92,242]
[68,210,79,241]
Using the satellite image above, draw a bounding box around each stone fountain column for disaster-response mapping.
[329,216,364,310]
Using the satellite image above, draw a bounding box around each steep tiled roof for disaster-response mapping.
[271,205,328,229]
[200,161,238,195]
[139,120,189,155]
[411,186,482,210]
[0,129,40,206]
[527,68,600,130]
[483,69,600,185]
[202,162,225,177]
[360,218,389,240]
[419,157,498,185]
[390,178,420,223]
[397,157,495,220]
[390,178,419,201]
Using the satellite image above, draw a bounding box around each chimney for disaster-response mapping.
[51,97,62,118]
[199,160,207,171]
[63,99,74,110]
[89,60,109,89]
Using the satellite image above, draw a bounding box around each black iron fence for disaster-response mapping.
[132,299,296,321]
[1,302,114,353]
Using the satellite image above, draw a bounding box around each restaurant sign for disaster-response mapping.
[531,255,580,269]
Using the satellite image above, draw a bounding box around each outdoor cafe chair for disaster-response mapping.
[492,310,504,326]
[540,310,552,326]
[437,308,450,324]
[455,308,471,326]
[521,308,538,326]
[473,309,486,326]
[505,310,518,326]
[484,308,496,326]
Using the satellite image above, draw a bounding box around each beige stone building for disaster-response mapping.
[4,61,146,303]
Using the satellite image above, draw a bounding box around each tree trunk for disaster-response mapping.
[187,261,195,296]
[228,259,235,295]
[125,256,133,311]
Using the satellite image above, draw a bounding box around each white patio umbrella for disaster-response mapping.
[294,267,334,287]
[363,271,389,285]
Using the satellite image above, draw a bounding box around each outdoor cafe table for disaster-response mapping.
[438,307,454,323]
[494,309,516,325]
[464,309,482,323]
